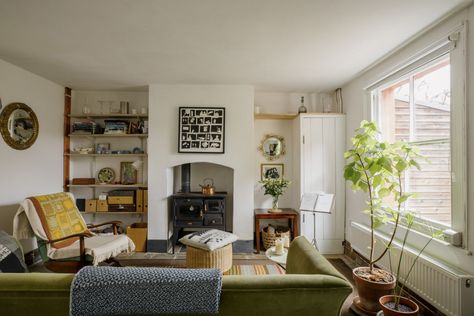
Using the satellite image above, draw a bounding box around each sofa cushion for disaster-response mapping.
[179,229,238,251]
[286,236,346,280]
[0,231,27,273]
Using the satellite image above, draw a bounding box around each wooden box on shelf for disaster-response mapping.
[97,200,108,212]
[85,200,97,212]
[108,196,134,205]
[72,178,95,185]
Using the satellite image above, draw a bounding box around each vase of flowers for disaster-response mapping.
[259,177,290,213]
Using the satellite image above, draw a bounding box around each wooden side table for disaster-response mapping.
[254,208,299,253]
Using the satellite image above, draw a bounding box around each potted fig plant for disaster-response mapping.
[344,120,423,313]
[259,177,290,213]
[379,213,443,316]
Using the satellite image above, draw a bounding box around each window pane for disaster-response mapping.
[413,57,450,142]
[379,80,409,143]
[377,56,452,226]
[406,141,451,225]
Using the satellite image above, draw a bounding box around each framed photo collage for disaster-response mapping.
[178,107,225,153]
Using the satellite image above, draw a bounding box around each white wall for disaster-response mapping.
[254,119,295,210]
[253,91,337,229]
[0,59,64,251]
[254,91,322,114]
[342,6,474,274]
[148,85,254,242]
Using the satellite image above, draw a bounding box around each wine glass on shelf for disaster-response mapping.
[98,100,112,115]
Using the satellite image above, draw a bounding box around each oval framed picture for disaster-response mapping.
[97,167,115,184]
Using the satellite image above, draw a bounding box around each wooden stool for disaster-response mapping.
[186,244,233,272]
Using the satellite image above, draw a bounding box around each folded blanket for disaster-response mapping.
[70,266,223,316]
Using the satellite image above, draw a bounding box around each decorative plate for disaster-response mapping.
[97,167,115,184]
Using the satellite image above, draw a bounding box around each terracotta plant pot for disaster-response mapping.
[379,295,419,316]
[352,267,396,314]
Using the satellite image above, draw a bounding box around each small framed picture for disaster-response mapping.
[261,163,284,180]
[96,143,110,154]
[120,162,137,184]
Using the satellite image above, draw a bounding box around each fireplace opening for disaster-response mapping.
[169,162,234,251]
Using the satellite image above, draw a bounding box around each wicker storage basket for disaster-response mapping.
[186,244,232,272]
[262,225,290,250]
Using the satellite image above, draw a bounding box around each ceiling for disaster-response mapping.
[0,0,471,92]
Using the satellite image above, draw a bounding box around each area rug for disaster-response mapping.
[224,264,285,275]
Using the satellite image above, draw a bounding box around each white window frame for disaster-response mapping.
[365,24,468,249]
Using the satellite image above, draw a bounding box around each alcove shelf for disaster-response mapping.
[64,87,149,221]
[69,114,148,119]
[83,212,146,215]
[66,153,147,157]
[67,184,146,188]
[254,113,298,120]
[68,134,148,138]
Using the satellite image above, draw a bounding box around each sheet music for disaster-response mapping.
[314,193,334,213]
[299,193,318,211]
[299,192,334,213]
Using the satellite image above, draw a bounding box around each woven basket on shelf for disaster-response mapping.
[262,225,290,250]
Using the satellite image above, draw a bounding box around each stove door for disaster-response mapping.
[174,198,203,222]
[204,199,225,213]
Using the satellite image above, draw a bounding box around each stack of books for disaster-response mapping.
[104,120,129,134]
[71,120,98,134]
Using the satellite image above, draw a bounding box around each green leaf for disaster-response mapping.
[344,164,355,180]
[379,188,390,198]
[373,176,382,188]
[395,160,408,172]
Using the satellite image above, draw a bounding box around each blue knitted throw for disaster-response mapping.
[70,266,222,316]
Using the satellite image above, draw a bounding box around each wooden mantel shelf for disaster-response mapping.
[254,112,345,120]
[254,113,298,120]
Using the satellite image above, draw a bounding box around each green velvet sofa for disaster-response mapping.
[0,236,352,316]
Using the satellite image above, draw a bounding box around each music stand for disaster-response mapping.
[299,193,334,250]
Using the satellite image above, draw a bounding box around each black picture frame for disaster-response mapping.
[178,106,225,153]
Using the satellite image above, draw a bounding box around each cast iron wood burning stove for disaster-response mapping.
[170,193,226,248]
[170,163,227,249]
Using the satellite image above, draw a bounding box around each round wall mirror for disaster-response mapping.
[259,134,286,161]
[0,102,39,150]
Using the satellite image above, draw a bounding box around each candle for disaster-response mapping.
[275,239,284,255]
[283,236,290,248]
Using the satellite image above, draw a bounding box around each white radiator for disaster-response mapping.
[350,222,473,316]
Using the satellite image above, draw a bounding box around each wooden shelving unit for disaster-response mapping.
[69,134,148,138]
[83,212,146,215]
[69,114,148,119]
[254,113,299,120]
[67,184,146,188]
[66,153,147,157]
[64,88,149,219]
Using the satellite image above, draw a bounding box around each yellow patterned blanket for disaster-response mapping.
[27,192,91,248]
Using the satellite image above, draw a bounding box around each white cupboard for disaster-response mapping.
[293,114,345,254]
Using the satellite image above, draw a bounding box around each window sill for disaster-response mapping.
[350,221,474,279]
